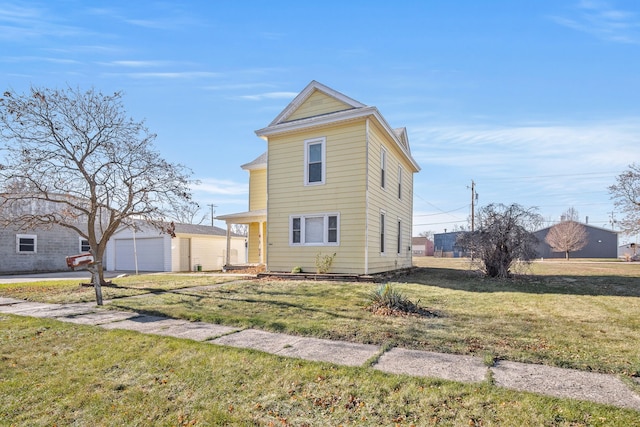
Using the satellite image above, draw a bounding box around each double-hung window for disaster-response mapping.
[290,213,339,246]
[80,238,91,253]
[16,234,37,254]
[398,166,403,200]
[380,212,386,253]
[397,219,402,254]
[380,148,387,189]
[305,137,326,186]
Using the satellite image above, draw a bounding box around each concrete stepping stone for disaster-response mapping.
[374,348,488,383]
[211,329,379,367]
[492,360,640,411]
[148,321,239,341]
[0,301,64,315]
[0,297,27,306]
[58,310,139,325]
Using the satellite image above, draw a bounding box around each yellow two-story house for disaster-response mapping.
[218,81,420,275]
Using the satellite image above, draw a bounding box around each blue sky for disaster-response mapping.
[2,0,639,242]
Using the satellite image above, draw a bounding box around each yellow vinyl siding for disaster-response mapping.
[365,120,414,273]
[248,222,262,264]
[286,90,354,122]
[249,168,267,211]
[267,121,368,273]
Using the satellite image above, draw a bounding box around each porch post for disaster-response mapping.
[226,223,231,266]
[259,221,265,264]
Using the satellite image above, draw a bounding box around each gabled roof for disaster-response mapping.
[255,81,420,172]
[534,222,619,235]
[267,80,366,126]
[241,152,267,171]
[174,223,229,237]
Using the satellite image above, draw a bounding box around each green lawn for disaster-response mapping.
[85,259,639,377]
[2,315,639,426]
[2,260,639,377]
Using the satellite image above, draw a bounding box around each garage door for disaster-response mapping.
[114,238,165,271]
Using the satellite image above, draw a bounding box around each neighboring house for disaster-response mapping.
[412,236,434,256]
[618,242,638,259]
[534,223,618,259]
[105,222,246,272]
[218,80,420,274]
[0,223,90,274]
[433,232,467,258]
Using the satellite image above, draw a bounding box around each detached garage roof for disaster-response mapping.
[174,223,228,237]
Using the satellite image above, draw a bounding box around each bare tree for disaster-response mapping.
[609,164,640,235]
[166,199,207,225]
[457,203,543,278]
[545,219,588,260]
[0,86,194,304]
[231,223,248,236]
[418,230,434,240]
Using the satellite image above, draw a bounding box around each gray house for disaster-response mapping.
[0,224,89,274]
[534,223,618,259]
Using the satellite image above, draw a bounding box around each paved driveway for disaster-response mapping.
[0,270,127,284]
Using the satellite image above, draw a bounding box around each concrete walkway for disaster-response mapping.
[1,293,639,412]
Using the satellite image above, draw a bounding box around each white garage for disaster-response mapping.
[114,237,165,271]
[105,221,246,273]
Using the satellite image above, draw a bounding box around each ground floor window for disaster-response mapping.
[290,213,339,246]
[16,234,37,253]
[80,238,90,253]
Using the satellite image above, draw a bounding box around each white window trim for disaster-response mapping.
[398,166,403,200]
[289,213,340,246]
[80,237,90,253]
[380,148,387,189]
[304,137,326,186]
[397,218,402,255]
[380,210,386,255]
[16,234,37,254]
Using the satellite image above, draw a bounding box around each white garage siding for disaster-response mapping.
[114,238,165,271]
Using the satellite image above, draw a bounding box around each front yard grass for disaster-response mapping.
[2,315,638,426]
[1,259,639,377]
[0,274,237,304]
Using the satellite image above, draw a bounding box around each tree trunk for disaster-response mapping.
[565,251,569,260]
[88,262,103,305]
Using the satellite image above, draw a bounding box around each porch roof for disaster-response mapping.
[216,209,266,223]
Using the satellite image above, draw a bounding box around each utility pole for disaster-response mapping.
[469,180,477,232]
[207,204,217,228]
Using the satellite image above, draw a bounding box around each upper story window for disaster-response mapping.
[380,211,386,254]
[16,234,37,254]
[290,213,339,246]
[305,137,326,186]
[380,148,387,189]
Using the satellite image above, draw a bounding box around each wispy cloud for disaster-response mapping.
[412,119,639,173]
[102,71,221,79]
[0,3,85,40]
[86,6,202,31]
[192,178,248,196]
[238,92,298,101]
[551,1,640,43]
[103,60,177,68]
[1,56,80,64]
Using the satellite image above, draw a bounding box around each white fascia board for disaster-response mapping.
[268,80,366,127]
[257,107,420,173]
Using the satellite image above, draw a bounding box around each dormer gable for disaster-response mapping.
[268,80,366,126]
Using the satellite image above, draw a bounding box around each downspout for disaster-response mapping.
[364,118,370,275]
